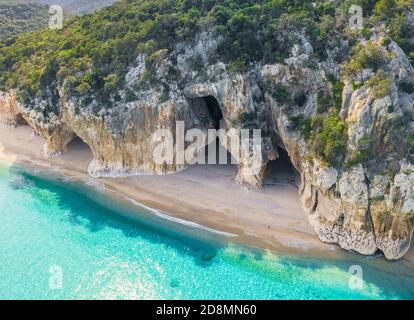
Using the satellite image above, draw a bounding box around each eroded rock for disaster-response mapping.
[1,34,414,260]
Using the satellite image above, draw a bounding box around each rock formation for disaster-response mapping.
[1,7,414,260]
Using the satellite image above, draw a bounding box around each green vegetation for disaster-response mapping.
[352,81,363,90]
[0,2,49,40]
[344,138,373,168]
[373,0,414,62]
[345,149,372,168]
[332,78,345,108]
[343,41,391,78]
[291,110,348,166]
[0,0,412,113]
[273,84,290,104]
[1,0,401,108]
[27,0,119,15]
[236,111,259,129]
[340,0,414,63]
[366,70,392,99]
[408,132,414,146]
[317,78,343,114]
[310,111,348,166]
[317,91,331,114]
[289,114,312,139]
[343,40,395,100]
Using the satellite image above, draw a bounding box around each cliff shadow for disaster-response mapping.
[187,95,225,130]
[264,148,300,189]
[187,94,237,170]
[61,135,94,167]
[15,114,29,126]
[66,136,91,153]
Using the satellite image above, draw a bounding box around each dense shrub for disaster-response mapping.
[408,132,414,146]
[290,110,348,166]
[289,114,312,139]
[317,91,331,114]
[366,70,392,99]
[310,111,348,166]
[0,0,359,107]
[273,85,290,104]
[0,0,412,111]
[237,111,258,129]
[343,42,390,78]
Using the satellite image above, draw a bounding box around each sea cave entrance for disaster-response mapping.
[187,95,224,130]
[65,135,93,165]
[16,114,29,126]
[203,95,224,130]
[264,148,299,188]
[67,136,91,153]
[188,95,237,175]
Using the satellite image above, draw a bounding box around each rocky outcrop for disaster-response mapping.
[1,33,414,260]
[0,91,75,156]
[0,91,24,127]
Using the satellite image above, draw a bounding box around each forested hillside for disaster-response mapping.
[20,0,118,14]
[0,0,412,104]
[0,0,118,41]
[0,1,48,40]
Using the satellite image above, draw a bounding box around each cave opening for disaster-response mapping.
[187,95,224,130]
[16,114,29,126]
[187,95,232,165]
[201,96,226,165]
[203,96,223,130]
[65,135,93,162]
[264,148,300,188]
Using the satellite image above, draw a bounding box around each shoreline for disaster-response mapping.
[1,125,414,269]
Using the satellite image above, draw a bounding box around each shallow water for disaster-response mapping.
[0,163,413,300]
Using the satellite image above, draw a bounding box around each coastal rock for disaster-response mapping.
[1,32,414,260]
[0,91,24,127]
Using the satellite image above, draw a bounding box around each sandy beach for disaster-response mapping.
[1,124,414,268]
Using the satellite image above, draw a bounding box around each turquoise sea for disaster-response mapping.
[0,162,413,300]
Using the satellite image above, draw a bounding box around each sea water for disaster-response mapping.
[0,163,413,300]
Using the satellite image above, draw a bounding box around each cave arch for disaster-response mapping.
[15,114,29,126]
[67,135,90,151]
[186,95,234,165]
[264,148,300,188]
[65,135,93,163]
[187,95,224,130]
[203,96,223,130]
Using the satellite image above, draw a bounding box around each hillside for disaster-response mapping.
[0,0,119,41]
[0,1,49,40]
[18,0,118,14]
[1,0,414,260]
[1,0,413,104]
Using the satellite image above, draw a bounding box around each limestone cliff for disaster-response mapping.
[1,3,414,260]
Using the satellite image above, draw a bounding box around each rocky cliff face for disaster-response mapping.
[1,30,414,260]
